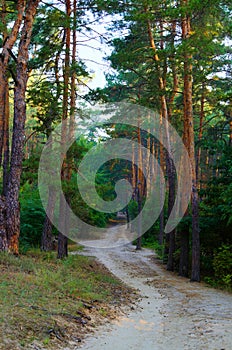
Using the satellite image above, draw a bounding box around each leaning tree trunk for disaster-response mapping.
[6,0,40,254]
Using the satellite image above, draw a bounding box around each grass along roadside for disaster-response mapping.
[0,248,136,349]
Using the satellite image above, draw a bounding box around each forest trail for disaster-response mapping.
[78,225,232,350]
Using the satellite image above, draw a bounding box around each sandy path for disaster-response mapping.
[78,227,232,350]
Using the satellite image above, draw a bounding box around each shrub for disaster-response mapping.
[213,244,232,289]
[20,183,45,251]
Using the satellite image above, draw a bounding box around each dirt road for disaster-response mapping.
[79,226,232,350]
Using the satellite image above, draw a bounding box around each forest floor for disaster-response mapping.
[78,225,232,350]
[0,245,136,350]
[1,225,232,350]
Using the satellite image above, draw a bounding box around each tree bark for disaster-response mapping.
[147,16,176,269]
[6,0,40,254]
[41,30,65,250]
[230,118,232,146]
[57,0,71,259]
[0,0,26,168]
[166,156,176,271]
[2,81,10,196]
[196,82,205,186]
[131,142,137,189]
[136,116,142,250]
[63,0,77,249]
[41,186,56,251]
[145,125,151,194]
[158,115,165,246]
[181,1,200,281]
[179,226,189,277]
[0,197,7,251]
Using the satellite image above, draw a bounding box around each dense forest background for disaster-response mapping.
[0,0,231,288]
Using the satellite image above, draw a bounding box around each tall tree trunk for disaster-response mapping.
[64,0,77,246]
[0,0,26,168]
[41,39,64,250]
[196,82,205,186]
[147,16,176,269]
[41,185,56,251]
[166,19,190,276]
[179,223,189,277]
[131,142,137,189]
[2,81,10,196]
[179,210,189,277]
[178,144,190,277]
[0,0,35,253]
[181,1,200,281]
[0,0,7,169]
[230,118,232,146]
[136,116,142,250]
[158,114,165,246]
[57,195,68,259]
[158,161,165,245]
[166,21,179,270]
[57,0,71,259]
[145,120,151,194]
[0,197,7,251]
[166,156,176,271]
[40,118,56,251]
[6,0,40,254]
[70,0,77,132]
